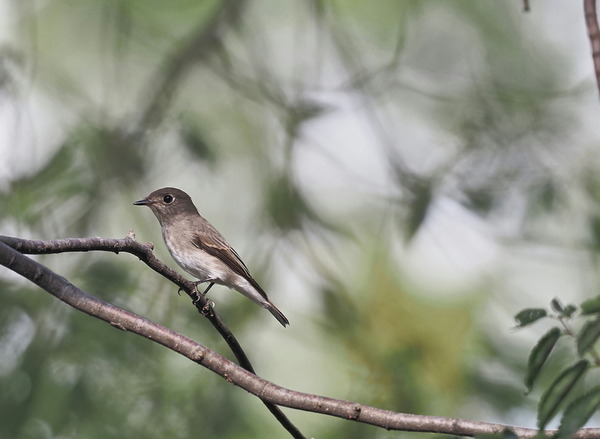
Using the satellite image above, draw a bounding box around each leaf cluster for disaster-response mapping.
[514,297,600,437]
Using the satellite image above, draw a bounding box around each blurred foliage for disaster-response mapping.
[322,252,476,415]
[0,0,598,438]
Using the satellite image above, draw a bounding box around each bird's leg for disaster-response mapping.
[190,281,216,316]
[189,280,216,295]
[189,280,216,305]
[201,282,215,296]
[188,290,214,316]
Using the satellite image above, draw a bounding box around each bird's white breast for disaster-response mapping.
[162,225,229,285]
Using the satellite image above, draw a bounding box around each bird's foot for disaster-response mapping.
[188,281,216,311]
[200,300,215,317]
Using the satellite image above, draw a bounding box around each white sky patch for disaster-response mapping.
[400,197,499,295]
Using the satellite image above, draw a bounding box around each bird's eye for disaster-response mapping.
[163,194,174,204]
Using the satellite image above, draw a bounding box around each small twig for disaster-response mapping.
[0,234,305,439]
[557,316,577,338]
[584,0,600,99]
[523,0,530,13]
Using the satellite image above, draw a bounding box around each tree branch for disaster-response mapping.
[585,0,600,99]
[3,237,600,437]
[0,234,305,439]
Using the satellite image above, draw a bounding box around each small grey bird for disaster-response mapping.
[134,187,289,326]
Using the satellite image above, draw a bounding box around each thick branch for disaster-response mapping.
[3,238,600,437]
[0,234,305,439]
[585,0,600,98]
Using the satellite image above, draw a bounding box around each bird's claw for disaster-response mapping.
[201,300,215,317]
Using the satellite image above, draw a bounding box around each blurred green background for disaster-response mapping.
[1,1,599,438]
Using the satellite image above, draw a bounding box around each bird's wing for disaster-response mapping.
[191,234,269,300]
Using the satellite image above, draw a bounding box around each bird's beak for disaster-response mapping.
[133,198,152,206]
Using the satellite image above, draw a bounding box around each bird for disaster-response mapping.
[134,187,289,326]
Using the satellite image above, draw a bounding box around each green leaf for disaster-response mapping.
[401,177,433,243]
[577,317,600,356]
[562,304,577,318]
[581,296,600,315]
[551,298,564,313]
[525,327,561,393]
[555,386,600,439]
[515,308,547,327]
[537,360,589,430]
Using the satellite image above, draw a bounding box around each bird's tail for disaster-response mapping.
[265,301,290,327]
[239,277,290,327]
